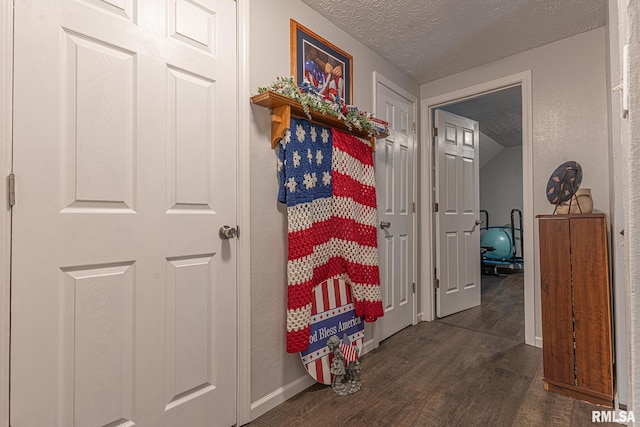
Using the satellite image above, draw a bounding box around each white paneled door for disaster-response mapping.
[435,110,481,318]
[375,78,416,341]
[11,1,237,426]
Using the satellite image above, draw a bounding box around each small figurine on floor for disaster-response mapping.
[326,335,361,395]
[346,358,361,393]
[327,335,346,393]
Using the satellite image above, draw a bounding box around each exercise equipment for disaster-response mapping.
[481,228,513,260]
[480,208,524,274]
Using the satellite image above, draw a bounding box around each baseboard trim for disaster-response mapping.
[362,337,378,355]
[249,337,380,422]
[250,374,316,422]
[535,336,543,348]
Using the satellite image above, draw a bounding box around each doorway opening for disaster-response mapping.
[434,86,525,342]
[420,71,536,347]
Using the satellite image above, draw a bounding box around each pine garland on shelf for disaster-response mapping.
[256,76,384,136]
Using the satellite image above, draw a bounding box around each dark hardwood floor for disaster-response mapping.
[249,273,619,427]
[436,272,525,342]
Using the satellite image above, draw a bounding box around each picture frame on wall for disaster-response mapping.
[290,19,353,105]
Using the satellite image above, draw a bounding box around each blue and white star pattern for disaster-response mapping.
[321,128,330,144]
[277,118,333,206]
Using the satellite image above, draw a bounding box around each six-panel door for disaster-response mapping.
[11,0,238,425]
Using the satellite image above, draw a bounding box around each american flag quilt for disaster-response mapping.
[278,118,384,353]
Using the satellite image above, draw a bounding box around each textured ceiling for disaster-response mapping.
[442,86,522,147]
[301,0,606,84]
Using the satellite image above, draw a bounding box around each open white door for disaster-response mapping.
[435,110,481,318]
[11,0,238,426]
[375,77,416,341]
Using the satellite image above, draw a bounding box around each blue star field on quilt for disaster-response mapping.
[277,118,333,206]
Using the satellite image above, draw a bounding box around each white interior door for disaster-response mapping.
[435,110,481,318]
[11,1,238,426]
[375,78,416,341]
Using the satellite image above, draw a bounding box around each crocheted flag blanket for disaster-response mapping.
[278,118,384,353]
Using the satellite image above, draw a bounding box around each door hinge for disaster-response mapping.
[412,282,416,294]
[432,127,438,138]
[412,122,416,133]
[8,173,15,207]
[412,201,416,213]
[433,202,439,212]
[434,278,440,289]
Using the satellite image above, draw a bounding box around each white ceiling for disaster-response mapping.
[301,0,604,150]
[442,86,522,147]
[301,0,606,84]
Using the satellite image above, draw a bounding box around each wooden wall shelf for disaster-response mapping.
[251,91,387,150]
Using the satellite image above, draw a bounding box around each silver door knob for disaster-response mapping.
[380,221,391,229]
[219,225,237,239]
[471,219,484,233]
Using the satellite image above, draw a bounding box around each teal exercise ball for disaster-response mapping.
[481,228,513,260]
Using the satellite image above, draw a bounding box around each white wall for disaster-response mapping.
[0,2,11,425]
[606,0,628,409]
[480,146,523,230]
[617,0,640,419]
[478,131,504,169]
[248,0,419,418]
[625,1,640,419]
[421,28,609,344]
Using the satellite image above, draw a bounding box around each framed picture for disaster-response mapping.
[290,19,353,105]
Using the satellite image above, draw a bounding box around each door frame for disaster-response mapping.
[236,0,252,425]
[1,1,252,425]
[420,70,537,347]
[369,71,418,350]
[0,0,12,424]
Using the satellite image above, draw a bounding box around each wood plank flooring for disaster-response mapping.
[436,273,525,341]
[249,274,620,426]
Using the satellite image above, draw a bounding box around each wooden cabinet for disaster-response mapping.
[537,214,613,407]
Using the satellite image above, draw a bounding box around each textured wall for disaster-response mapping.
[618,0,640,417]
[628,2,640,418]
[421,28,609,343]
[607,0,628,408]
[480,146,523,231]
[478,131,504,169]
[249,0,419,415]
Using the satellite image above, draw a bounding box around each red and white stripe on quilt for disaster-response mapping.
[285,127,384,353]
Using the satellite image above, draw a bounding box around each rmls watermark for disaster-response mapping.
[592,410,635,423]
